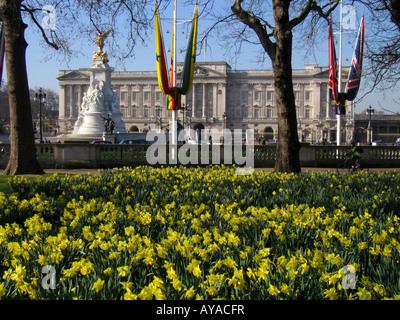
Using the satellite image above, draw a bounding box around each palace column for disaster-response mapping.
[59,85,66,119]
[220,83,226,121]
[213,83,218,118]
[69,85,74,119]
[127,85,132,118]
[261,83,266,118]
[77,85,82,116]
[138,84,144,117]
[192,83,196,118]
[202,83,206,118]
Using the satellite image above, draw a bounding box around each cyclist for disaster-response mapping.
[347,142,363,170]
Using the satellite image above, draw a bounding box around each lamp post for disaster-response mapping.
[34,88,46,143]
[180,104,191,130]
[345,114,354,145]
[366,105,374,145]
[314,112,324,144]
[221,112,227,144]
[185,107,192,129]
[155,106,162,130]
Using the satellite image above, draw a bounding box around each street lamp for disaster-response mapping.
[221,112,227,144]
[314,112,324,144]
[366,105,374,145]
[155,106,162,129]
[34,88,46,143]
[180,104,191,130]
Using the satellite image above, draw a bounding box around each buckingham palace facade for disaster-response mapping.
[58,61,355,144]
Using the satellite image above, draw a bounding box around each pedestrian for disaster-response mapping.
[347,141,363,169]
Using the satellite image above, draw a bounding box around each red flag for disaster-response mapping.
[0,22,5,87]
[155,3,172,97]
[328,18,338,103]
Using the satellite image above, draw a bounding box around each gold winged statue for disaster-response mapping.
[93,29,112,63]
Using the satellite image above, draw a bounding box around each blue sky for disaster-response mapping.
[6,1,400,114]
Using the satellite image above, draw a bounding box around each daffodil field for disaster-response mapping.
[1,166,400,300]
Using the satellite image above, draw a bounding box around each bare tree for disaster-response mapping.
[197,0,339,173]
[0,0,164,175]
[0,0,43,174]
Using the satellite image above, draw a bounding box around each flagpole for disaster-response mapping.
[336,0,343,147]
[171,0,178,161]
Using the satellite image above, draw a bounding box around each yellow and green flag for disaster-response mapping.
[155,3,171,96]
[180,4,198,95]
[155,2,198,110]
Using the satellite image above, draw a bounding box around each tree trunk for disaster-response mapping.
[272,0,301,173]
[389,0,400,30]
[1,0,44,175]
[231,0,301,173]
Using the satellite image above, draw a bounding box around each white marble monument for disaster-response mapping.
[73,30,126,136]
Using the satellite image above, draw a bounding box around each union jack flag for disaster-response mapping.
[345,15,365,101]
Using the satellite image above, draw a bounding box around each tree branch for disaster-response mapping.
[289,0,315,28]
[289,0,340,28]
[21,4,59,50]
[230,0,276,61]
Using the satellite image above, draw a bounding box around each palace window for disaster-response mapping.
[207,90,213,102]
[266,107,272,119]
[65,90,70,104]
[242,107,248,118]
[207,107,213,118]
[241,91,248,104]
[320,106,327,118]
[305,108,311,119]
[121,106,126,118]
[228,108,234,118]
